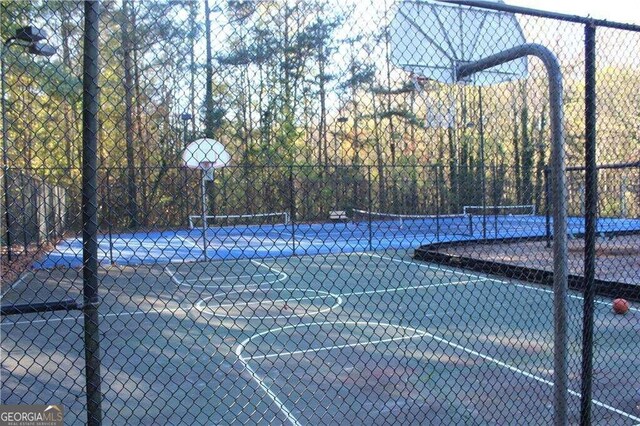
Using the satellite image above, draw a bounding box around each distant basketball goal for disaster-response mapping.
[181,138,231,260]
[182,138,231,177]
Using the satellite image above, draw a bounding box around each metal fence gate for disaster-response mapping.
[2,1,640,425]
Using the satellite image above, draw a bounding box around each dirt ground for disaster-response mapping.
[438,234,640,285]
[0,242,55,291]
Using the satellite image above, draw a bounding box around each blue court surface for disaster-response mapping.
[35,215,640,269]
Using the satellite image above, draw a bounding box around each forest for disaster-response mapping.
[1,0,639,235]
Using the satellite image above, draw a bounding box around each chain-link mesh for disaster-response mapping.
[2,1,639,424]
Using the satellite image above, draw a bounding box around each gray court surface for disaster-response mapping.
[2,250,639,425]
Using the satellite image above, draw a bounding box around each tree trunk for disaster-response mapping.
[60,5,78,170]
[121,0,139,228]
[204,0,214,139]
[383,25,397,210]
[512,104,521,205]
[318,55,327,167]
[189,1,198,137]
[448,127,457,213]
[534,106,548,214]
[372,92,386,211]
[520,82,534,206]
[133,40,150,227]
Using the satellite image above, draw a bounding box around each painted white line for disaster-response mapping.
[254,250,372,268]
[163,265,183,286]
[238,361,302,426]
[506,281,640,313]
[278,230,297,239]
[196,288,342,320]
[250,259,289,284]
[343,278,479,297]
[166,259,288,289]
[1,272,30,298]
[181,275,284,290]
[234,321,425,426]
[237,321,422,359]
[241,320,640,423]
[250,331,427,361]
[250,259,282,272]
[175,234,201,251]
[365,253,479,278]
[367,253,640,313]
[211,294,334,309]
[437,265,640,314]
[181,276,284,290]
[247,253,482,299]
[239,321,424,363]
[183,273,278,283]
[418,331,640,423]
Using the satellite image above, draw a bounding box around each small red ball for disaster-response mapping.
[613,298,630,315]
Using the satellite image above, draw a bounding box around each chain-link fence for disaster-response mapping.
[1,169,67,259]
[2,1,640,424]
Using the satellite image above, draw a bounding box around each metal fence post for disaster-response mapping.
[367,165,373,250]
[545,167,552,248]
[492,163,498,238]
[479,87,487,239]
[1,42,12,261]
[289,165,296,255]
[82,1,103,424]
[20,175,30,254]
[580,22,598,426]
[106,168,114,265]
[435,165,441,241]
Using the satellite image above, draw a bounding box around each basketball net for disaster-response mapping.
[200,162,215,181]
[410,73,456,129]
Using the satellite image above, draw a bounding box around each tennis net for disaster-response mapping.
[463,204,536,216]
[462,204,547,232]
[352,209,473,236]
[189,212,290,229]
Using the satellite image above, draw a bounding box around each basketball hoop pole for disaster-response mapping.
[458,43,569,426]
[201,169,208,261]
[199,166,218,261]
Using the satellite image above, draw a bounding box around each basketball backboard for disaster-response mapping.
[182,138,231,170]
[390,0,528,86]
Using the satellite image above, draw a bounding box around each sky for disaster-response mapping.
[507,0,640,26]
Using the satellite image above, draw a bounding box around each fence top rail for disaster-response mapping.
[437,0,640,32]
[566,161,640,172]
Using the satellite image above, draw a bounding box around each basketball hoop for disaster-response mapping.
[391,0,528,130]
[182,138,231,171]
[200,162,216,181]
[180,138,231,261]
[410,73,429,93]
[410,73,456,129]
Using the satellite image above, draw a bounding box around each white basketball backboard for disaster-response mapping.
[182,138,231,170]
[390,0,528,86]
